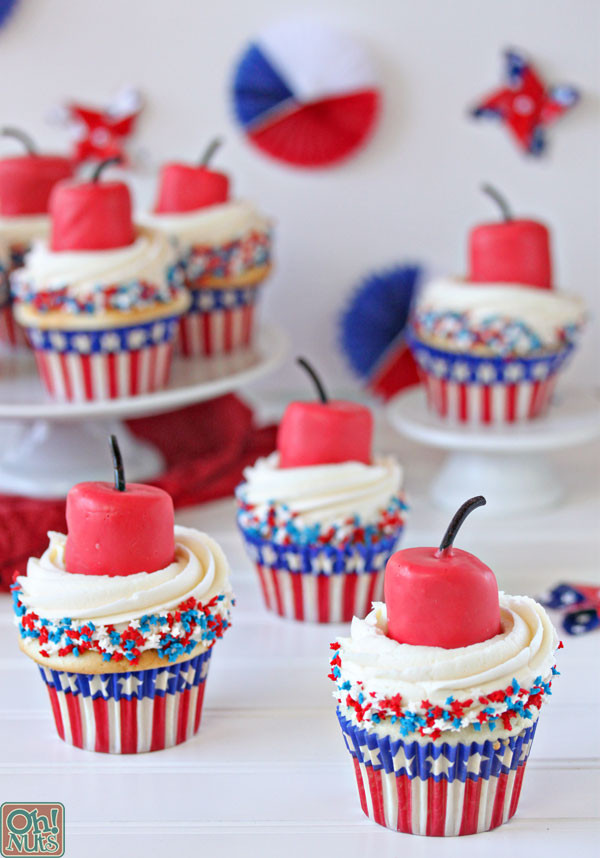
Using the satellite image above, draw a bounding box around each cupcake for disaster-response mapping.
[330,497,560,835]
[236,359,406,623]
[11,159,189,401]
[11,437,234,754]
[409,187,585,424]
[143,140,272,357]
[0,127,73,347]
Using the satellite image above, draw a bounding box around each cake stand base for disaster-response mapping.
[0,420,164,498]
[430,450,562,513]
[387,387,600,516]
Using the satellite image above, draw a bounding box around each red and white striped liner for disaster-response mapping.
[351,755,530,836]
[41,671,209,755]
[32,342,173,402]
[0,303,29,349]
[421,372,558,425]
[254,565,384,623]
[178,300,255,357]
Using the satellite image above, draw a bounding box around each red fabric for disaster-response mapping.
[0,394,277,590]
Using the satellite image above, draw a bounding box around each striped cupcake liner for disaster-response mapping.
[177,285,260,357]
[338,710,538,836]
[408,336,573,425]
[238,525,403,623]
[25,315,180,402]
[0,300,29,349]
[37,649,212,754]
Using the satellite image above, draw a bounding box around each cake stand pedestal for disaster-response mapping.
[387,386,600,515]
[0,324,288,498]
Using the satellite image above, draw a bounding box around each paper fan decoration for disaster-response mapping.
[232,19,380,168]
[340,265,423,401]
[0,0,18,29]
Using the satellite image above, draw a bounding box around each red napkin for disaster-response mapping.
[0,394,277,590]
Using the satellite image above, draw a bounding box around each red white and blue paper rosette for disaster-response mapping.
[338,710,538,836]
[237,526,403,624]
[37,649,212,754]
[178,285,260,358]
[25,315,180,402]
[232,19,380,168]
[408,334,573,425]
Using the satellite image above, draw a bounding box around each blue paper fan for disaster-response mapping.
[339,264,424,400]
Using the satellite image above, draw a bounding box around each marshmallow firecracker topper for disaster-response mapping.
[153,138,229,214]
[277,358,373,468]
[64,436,175,577]
[49,156,135,252]
[0,127,73,217]
[384,496,502,648]
[470,185,552,290]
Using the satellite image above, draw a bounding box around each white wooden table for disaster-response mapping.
[1,424,599,857]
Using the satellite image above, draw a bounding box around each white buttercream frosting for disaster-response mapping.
[12,228,173,298]
[0,214,49,247]
[238,452,403,528]
[415,277,585,351]
[17,526,233,627]
[333,594,558,740]
[142,200,271,249]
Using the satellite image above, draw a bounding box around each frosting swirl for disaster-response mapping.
[12,228,173,296]
[414,277,585,356]
[17,526,232,626]
[238,452,403,529]
[332,594,558,740]
[142,200,271,249]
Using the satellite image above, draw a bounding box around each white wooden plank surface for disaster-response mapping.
[1,426,599,856]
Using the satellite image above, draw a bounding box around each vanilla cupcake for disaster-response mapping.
[330,498,560,835]
[236,359,406,623]
[11,163,189,401]
[409,188,586,424]
[143,141,272,357]
[409,278,584,424]
[0,127,74,347]
[12,443,234,753]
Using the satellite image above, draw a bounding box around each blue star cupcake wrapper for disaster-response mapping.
[177,284,262,357]
[337,709,538,836]
[37,649,212,754]
[237,519,404,623]
[408,334,573,425]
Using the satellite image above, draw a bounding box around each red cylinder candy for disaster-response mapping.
[384,546,502,648]
[64,481,175,577]
[50,180,136,252]
[0,155,73,216]
[469,219,552,289]
[154,163,229,214]
[277,400,373,468]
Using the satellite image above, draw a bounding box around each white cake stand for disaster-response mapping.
[387,386,600,515]
[0,324,288,498]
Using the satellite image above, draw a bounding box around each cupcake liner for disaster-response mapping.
[238,525,403,623]
[0,300,28,349]
[409,336,573,425]
[177,285,259,357]
[37,649,212,754]
[337,709,538,836]
[25,315,180,401]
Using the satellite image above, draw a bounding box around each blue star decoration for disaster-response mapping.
[471,49,580,155]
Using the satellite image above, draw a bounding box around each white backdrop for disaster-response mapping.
[0,0,597,395]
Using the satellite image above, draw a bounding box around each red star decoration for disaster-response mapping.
[66,102,141,165]
[472,50,580,155]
